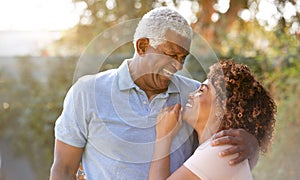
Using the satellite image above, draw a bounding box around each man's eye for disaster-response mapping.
[164,52,176,59]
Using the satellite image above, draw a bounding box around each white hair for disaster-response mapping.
[133,7,192,52]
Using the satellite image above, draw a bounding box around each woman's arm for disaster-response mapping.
[149,104,182,180]
[148,104,203,180]
[149,138,172,180]
[149,139,200,180]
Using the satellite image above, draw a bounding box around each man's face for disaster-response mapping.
[138,30,191,92]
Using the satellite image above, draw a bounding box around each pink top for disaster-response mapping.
[184,139,253,180]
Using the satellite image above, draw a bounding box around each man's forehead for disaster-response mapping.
[165,41,190,55]
[164,29,191,51]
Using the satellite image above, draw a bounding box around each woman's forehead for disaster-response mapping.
[202,79,216,94]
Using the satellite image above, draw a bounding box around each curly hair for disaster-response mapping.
[207,60,277,153]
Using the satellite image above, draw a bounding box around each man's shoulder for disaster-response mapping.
[79,69,117,82]
[72,69,118,91]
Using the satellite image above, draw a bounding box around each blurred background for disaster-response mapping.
[0,0,299,179]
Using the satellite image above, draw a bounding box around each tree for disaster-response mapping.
[0,56,77,179]
[55,0,156,56]
[193,1,299,38]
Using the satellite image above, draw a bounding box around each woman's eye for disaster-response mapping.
[194,92,201,97]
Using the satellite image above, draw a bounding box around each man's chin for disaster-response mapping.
[157,80,171,90]
[158,73,173,81]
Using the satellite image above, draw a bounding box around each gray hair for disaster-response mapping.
[133,7,192,52]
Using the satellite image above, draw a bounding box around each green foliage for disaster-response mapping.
[55,0,157,56]
[0,57,77,179]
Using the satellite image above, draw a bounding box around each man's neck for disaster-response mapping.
[146,89,166,102]
[134,77,167,100]
[128,59,168,101]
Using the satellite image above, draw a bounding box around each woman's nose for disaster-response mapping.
[189,92,195,99]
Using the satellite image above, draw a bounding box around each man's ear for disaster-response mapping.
[136,38,150,56]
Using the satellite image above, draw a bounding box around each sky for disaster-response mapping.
[0,0,298,56]
[0,0,298,31]
[0,0,85,56]
[0,0,85,31]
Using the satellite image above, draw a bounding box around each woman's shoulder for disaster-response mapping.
[195,139,238,159]
[184,139,252,180]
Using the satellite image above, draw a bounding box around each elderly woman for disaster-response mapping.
[149,60,276,180]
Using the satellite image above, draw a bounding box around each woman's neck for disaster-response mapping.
[194,115,219,144]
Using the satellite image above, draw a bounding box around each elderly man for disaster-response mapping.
[50,7,259,179]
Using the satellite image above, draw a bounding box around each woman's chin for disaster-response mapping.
[181,108,189,121]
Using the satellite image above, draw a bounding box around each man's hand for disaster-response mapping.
[211,128,259,169]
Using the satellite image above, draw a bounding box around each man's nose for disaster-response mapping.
[172,60,183,71]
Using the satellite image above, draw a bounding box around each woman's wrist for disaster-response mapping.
[156,134,174,145]
[152,138,172,160]
[155,136,173,145]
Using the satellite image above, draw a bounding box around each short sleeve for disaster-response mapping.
[184,140,253,180]
[55,79,90,148]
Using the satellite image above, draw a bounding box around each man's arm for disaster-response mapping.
[211,128,259,169]
[50,139,84,180]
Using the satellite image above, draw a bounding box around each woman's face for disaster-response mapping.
[182,79,217,130]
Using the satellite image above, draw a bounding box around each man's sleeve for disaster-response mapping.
[55,81,89,148]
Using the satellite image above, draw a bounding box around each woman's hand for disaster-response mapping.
[156,104,182,140]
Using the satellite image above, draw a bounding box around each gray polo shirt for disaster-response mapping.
[55,59,200,179]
